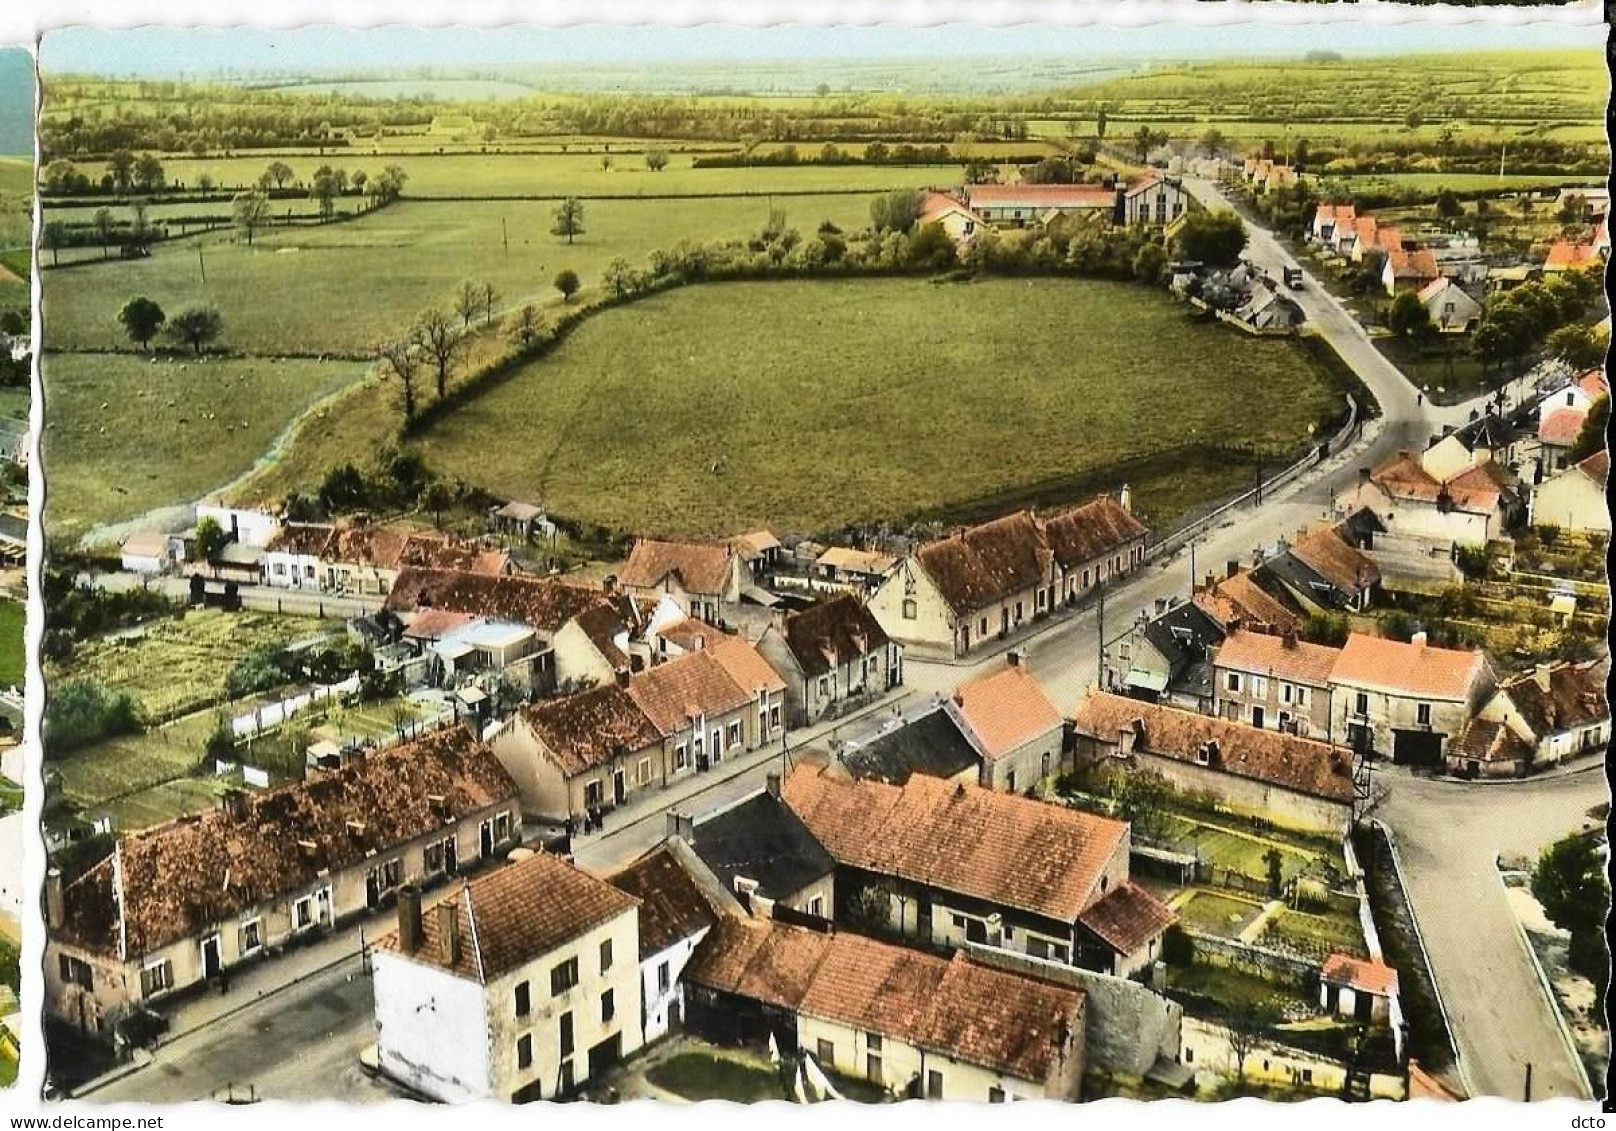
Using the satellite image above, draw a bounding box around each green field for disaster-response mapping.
[408,277,1343,537]
[41,195,884,354]
[56,151,965,200]
[1310,173,1604,195]
[42,352,369,540]
[1176,890,1267,939]
[49,608,334,719]
[0,601,22,690]
[0,156,29,307]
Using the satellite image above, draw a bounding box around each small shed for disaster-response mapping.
[121,531,171,575]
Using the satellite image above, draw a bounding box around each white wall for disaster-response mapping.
[373,950,494,1103]
[640,927,709,1044]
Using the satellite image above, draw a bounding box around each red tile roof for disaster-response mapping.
[1499,663,1608,739]
[1539,407,1587,447]
[1212,628,1341,687]
[1290,525,1380,597]
[1041,495,1147,569]
[1329,632,1489,701]
[265,522,334,557]
[607,845,720,958]
[687,918,1084,1083]
[1069,691,1357,803]
[1450,717,1534,766]
[323,523,410,570]
[1321,951,1399,997]
[379,850,639,983]
[1194,571,1302,635]
[706,634,787,696]
[396,535,510,576]
[1545,239,1599,270]
[1076,881,1177,955]
[1575,449,1609,485]
[967,183,1116,211]
[783,766,1127,922]
[953,663,1063,761]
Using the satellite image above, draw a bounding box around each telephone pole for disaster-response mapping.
[198,244,206,283]
[1095,578,1106,689]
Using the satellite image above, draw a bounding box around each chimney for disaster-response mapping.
[953,690,965,708]
[1006,650,1022,669]
[1226,560,1240,581]
[666,810,696,844]
[1204,573,1216,595]
[1281,627,1298,650]
[1532,663,1554,693]
[1118,484,1133,514]
[602,574,617,595]
[221,788,249,822]
[45,867,64,931]
[615,667,631,689]
[436,898,461,967]
[398,884,423,954]
[765,771,782,799]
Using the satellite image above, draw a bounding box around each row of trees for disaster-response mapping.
[1471,269,1603,376]
[115,297,225,355]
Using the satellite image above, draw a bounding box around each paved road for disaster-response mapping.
[1377,765,1605,1100]
[91,957,393,1104]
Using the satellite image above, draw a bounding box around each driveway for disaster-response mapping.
[1376,765,1606,1099]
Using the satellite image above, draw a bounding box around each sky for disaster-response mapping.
[38,21,1602,77]
[0,48,31,155]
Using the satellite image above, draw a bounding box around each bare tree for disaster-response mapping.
[1223,999,1281,1084]
[377,338,425,422]
[454,280,481,329]
[414,308,465,400]
[480,282,499,326]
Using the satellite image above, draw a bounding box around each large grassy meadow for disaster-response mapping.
[409,277,1343,537]
[43,352,369,539]
[42,194,884,354]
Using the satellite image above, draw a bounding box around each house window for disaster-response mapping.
[807,895,825,918]
[1050,944,1069,963]
[1417,702,1433,727]
[710,728,723,760]
[1250,676,1268,698]
[817,676,830,697]
[424,841,444,874]
[560,1012,575,1058]
[601,989,616,1024]
[770,705,781,730]
[517,1034,533,1071]
[1036,590,1047,611]
[494,812,512,842]
[817,1039,835,1067]
[584,779,604,809]
[305,565,315,579]
[515,982,531,1017]
[728,721,742,747]
[675,743,688,770]
[1226,672,1242,693]
[867,1032,883,1052]
[1297,687,1310,708]
[927,1070,944,1099]
[1355,691,1369,716]
[1281,683,1294,705]
[902,599,917,620]
[239,918,263,956]
[638,757,652,785]
[140,959,174,997]
[293,896,315,930]
[657,961,671,994]
[559,1059,575,1094]
[951,914,966,929]
[989,1087,1007,1103]
[980,617,989,636]
[1014,600,1024,621]
[1006,770,1017,793]
[59,954,93,990]
[551,957,579,996]
[1083,568,1091,588]
[600,938,613,973]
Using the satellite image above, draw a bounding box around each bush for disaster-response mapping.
[224,648,292,700]
[43,678,146,757]
[1161,924,1195,967]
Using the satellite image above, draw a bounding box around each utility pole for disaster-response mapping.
[502,214,509,254]
[1523,1061,1532,1102]
[1190,537,1197,595]
[1095,578,1106,689]
[198,244,206,283]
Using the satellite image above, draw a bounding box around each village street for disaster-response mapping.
[67,184,1593,1106]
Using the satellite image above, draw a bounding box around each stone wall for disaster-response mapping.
[963,942,1181,1077]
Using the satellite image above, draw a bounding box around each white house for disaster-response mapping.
[1530,451,1609,534]
[1120,176,1187,226]
[916,191,986,244]
[119,531,170,575]
[261,523,333,589]
[195,502,280,548]
[1417,277,1481,334]
[373,850,643,1104]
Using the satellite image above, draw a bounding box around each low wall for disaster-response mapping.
[1183,931,1320,988]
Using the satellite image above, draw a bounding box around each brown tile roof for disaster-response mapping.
[1501,664,1608,739]
[1442,460,1513,512]
[1069,691,1356,803]
[1545,239,1598,270]
[705,635,787,695]
[1575,449,1609,485]
[401,608,477,641]
[607,845,720,958]
[917,190,984,228]
[1371,451,1441,502]
[1041,495,1148,569]
[619,539,737,597]
[1291,525,1380,597]
[386,567,618,634]
[265,522,334,557]
[1450,717,1534,766]
[815,546,896,576]
[517,684,662,778]
[915,511,1052,617]
[952,663,1063,761]
[1329,633,1489,701]
[1386,247,1438,281]
[967,183,1116,211]
[66,727,518,957]
[783,766,1127,922]
[627,649,752,736]
[729,530,781,558]
[780,595,892,678]
[1213,629,1341,687]
[572,602,630,669]
[687,918,1083,1082]
[682,915,831,1011]
[1321,952,1399,997]
[1314,203,1356,226]
[379,850,638,983]
[323,523,411,569]
[1372,451,1510,512]
[654,616,724,653]
[397,534,510,576]
[1194,571,1302,635]
[1076,881,1177,956]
